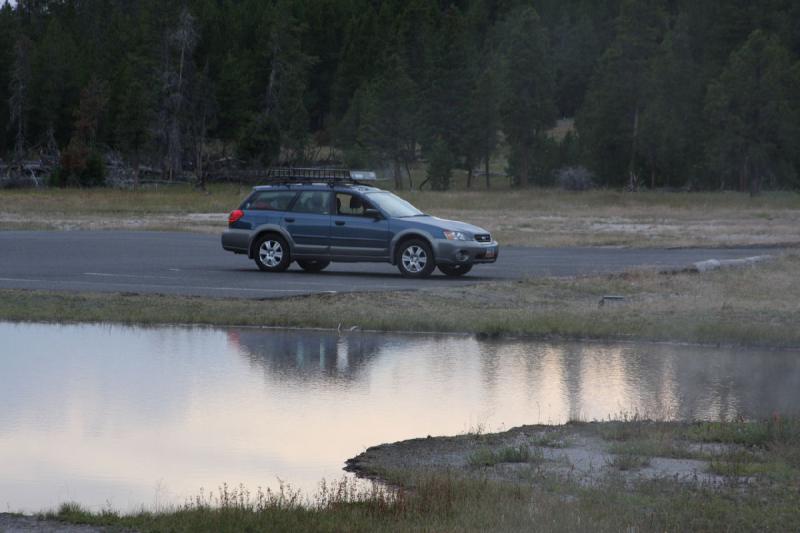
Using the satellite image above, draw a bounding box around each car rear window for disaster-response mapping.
[291,191,331,215]
[243,190,297,211]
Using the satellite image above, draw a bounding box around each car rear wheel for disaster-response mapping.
[254,234,291,272]
[297,259,330,273]
[438,263,472,277]
[397,239,435,278]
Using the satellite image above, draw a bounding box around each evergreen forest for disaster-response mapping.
[1,0,800,192]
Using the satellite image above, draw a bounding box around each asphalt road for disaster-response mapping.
[0,231,779,299]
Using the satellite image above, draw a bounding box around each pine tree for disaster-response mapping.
[263,0,315,163]
[423,5,472,169]
[705,30,799,194]
[30,17,79,150]
[0,2,17,155]
[331,6,379,120]
[498,6,556,187]
[552,12,600,117]
[639,14,704,188]
[578,0,667,187]
[463,51,499,188]
[425,136,453,191]
[358,52,416,189]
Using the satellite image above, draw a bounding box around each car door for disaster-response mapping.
[242,189,298,229]
[284,190,332,257]
[330,192,390,260]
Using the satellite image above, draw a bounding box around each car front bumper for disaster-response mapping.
[432,239,499,266]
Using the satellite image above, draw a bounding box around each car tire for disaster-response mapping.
[254,234,291,272]
[297,259,330,273]
[396,239,436,278]
[438,263,472,277]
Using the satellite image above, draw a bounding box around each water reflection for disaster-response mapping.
[1,322,798,512]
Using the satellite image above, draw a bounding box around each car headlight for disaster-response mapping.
[443,230,468,241]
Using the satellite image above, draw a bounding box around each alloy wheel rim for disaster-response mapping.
[401,245,427,273]
[259,240,283,267]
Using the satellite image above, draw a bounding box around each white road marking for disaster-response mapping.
[84,272,176,280]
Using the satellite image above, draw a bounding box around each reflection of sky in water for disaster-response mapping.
[1,322,799,512]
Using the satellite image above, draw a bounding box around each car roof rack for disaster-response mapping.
[262,167,379,186]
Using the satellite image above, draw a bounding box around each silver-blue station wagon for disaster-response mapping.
[221,168,499,278]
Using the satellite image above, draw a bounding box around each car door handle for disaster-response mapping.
[335,220,346,226]
[284,217,295,223]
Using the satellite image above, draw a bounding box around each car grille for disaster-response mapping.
[475,234,491,243]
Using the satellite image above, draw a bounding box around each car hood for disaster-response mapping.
[402,215,490,236]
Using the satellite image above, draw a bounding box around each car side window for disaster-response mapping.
[291,191,331,215]
[243,190,297,211]
[335,193,374,216]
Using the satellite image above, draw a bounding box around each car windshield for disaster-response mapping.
[366,192,424,218]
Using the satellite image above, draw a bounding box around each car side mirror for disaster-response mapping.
[365,208,382,219]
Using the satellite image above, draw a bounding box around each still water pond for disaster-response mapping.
[2,321,799,511]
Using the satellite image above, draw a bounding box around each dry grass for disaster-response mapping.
[1,254,798,347]
[403,188,800,247]
[1,184,798,247]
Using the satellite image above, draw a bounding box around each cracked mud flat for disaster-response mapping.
[346,422,743,489]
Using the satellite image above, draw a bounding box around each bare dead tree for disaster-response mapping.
[190,63,217,190]
[8,36,33,164]
[158,8,198,181]
[75,77,109,149]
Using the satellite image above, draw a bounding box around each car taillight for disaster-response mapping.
[228,209,244,225]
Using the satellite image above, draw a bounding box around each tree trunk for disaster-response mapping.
[749,175,761,197]
[393,158,403,190]
[466,164,473,189]
[485,154,490,189]
[518,147,529,188]
[628,107,639,191]
[748,159,760,197]
[404,159,413,190]
[739,155,748,192]
[196,143,205,191]
[133,147,140,189]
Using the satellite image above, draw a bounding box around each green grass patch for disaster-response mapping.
[685,416,800,448]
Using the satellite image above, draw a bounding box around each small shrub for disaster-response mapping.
[533,435,569,448]
[468,445,540,467]
[57,145,107,187]
[607,452,651,471]
[556,166,595,191]
[426,137,453,191]
[708,450,763,477]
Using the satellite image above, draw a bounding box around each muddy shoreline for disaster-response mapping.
[345,421,752,489]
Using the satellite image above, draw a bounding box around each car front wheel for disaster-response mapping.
[438,263,472,277]
[397,239,435,278]
[254,234,291,272]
